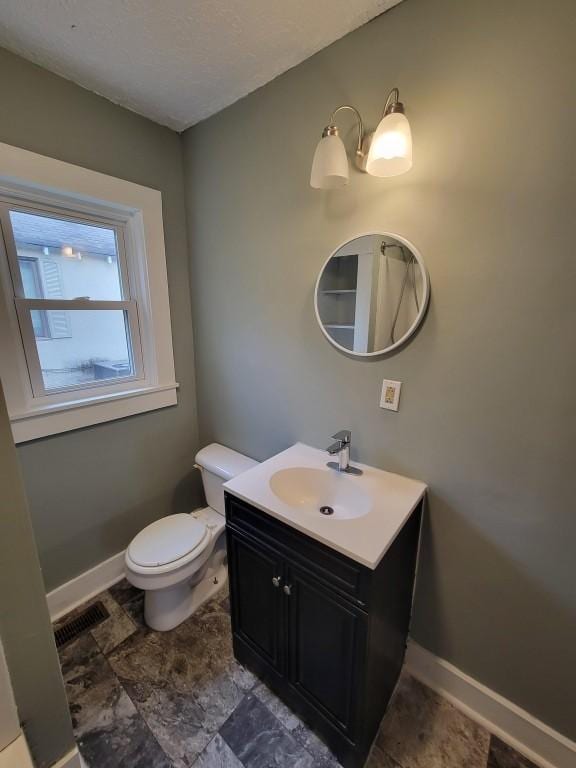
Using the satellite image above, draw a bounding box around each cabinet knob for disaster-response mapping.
[272,576,282,588]
[283,584,292,596]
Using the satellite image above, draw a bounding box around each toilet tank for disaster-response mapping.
[195,443,258,515]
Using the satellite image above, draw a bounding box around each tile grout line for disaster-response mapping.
[216,694,252,766]
[64,633,176,768]
[106,660,177,768]
[89,611,136,655]
[105,584,247,768]
[90,589,177,768]
[219,690,326,767]
[118,680,178,768]
[191,730,249,768]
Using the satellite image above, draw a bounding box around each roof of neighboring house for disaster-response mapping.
[10,210,117,258]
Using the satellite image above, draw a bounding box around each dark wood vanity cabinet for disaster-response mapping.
[225,493,422,768]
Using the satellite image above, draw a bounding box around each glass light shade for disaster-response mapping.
[310,134,349,189]
[366,111,412,177]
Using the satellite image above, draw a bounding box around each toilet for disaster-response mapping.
[125,443,257,631]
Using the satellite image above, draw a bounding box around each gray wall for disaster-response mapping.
[0,47,202,591]
[0,383,75,767]
[184,0,576,740]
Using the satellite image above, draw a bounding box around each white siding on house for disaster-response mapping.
[16,246,131,387]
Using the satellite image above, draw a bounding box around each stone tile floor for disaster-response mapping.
[54,580,539,768]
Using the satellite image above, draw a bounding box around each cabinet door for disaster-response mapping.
[285,564,367,738]
[227,528,285,674]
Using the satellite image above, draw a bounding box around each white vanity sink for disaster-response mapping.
[224,442,426,568]
[269,466,371,520]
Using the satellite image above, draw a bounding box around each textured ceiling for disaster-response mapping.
[0,0,404,132]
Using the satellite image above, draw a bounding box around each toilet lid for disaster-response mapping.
[128,514,209,568]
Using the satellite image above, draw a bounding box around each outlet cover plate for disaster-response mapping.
[380,379,402,411]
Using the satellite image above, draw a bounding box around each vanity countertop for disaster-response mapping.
[223,442,426,569]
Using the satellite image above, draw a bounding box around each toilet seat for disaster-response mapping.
[127,513,210,570]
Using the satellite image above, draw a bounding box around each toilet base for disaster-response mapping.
[144,562,228,632]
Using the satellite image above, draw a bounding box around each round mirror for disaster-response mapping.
[315,232,430,357]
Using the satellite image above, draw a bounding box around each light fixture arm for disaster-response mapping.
[382,87,405,117]
[320,90,405,172]
[323,105,365,160]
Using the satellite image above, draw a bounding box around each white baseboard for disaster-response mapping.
[47,551,126,621]
[405,641,576,768]
[0,733,33,767]
[50,746,83,768]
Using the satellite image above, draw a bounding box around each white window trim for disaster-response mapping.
[0,141,178,443]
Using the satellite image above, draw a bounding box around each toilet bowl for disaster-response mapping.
[125,443,257,631]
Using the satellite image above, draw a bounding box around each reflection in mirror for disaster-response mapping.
[315,233,429,356]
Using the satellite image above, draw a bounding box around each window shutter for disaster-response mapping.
[40,260,72,338]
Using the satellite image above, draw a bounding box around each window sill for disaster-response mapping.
[10,383,178,443]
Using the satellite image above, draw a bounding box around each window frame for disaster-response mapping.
[0,198,146,397]
[0,141,178,443]
[17,256,51,338]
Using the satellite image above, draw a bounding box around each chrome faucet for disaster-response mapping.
[326,430,363,475]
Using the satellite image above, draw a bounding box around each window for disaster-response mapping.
[0,141,178,442]
[2,205,143,395]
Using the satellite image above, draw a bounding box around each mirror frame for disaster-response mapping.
[314,231,430,357]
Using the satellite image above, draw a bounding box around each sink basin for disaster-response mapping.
[269,467,371,520]
[223,442,427,568]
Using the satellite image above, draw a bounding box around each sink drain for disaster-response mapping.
[319,505,335,516]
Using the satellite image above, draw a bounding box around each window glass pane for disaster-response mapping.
[33,309,135,390]
[10,210,124,300]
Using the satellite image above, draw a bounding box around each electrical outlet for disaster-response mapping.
[380,379,401,411]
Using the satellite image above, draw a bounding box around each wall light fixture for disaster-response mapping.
[310,88,412,189]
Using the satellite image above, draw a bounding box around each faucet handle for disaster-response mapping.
[331,430,351,445]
